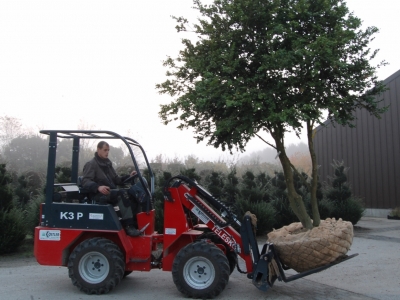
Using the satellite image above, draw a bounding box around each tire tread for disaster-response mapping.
[67,237,124,295]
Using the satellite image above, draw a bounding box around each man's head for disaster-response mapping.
[97,141,110,159]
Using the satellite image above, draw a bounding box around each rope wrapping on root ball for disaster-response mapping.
[266,218,353,272]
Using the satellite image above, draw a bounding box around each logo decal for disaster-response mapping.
[39,230,61,241]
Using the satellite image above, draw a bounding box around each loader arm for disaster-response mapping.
[163,175,257,273]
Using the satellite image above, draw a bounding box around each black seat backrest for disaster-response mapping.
[78,176,93,203]
[77,176,84,187]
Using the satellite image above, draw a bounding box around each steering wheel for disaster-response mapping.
[123,173,139,185]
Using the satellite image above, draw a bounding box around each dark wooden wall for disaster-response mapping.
[314,69,400,209]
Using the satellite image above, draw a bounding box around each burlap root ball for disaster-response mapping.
[266,218,353,272]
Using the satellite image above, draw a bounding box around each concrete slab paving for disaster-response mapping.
[289,217,400,300]
[1,217,399,299]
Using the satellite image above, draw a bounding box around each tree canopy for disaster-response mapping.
[156,0,386,229]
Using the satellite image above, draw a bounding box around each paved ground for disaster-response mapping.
[0,217,399,299]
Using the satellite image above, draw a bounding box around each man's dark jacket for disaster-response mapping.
[82,152,128,194]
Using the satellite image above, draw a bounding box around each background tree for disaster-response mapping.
[222,167,240,206]
[0,163,26,254]
[205,171,225,197]
[2,135,48,174]
[0,115,23,149]
[240,171,268,203]
[0,164,13,211]
[156,0,386,229]
[324,160,364,224]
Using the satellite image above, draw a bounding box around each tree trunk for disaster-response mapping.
[271,129,313,230]
[307,121,321,227]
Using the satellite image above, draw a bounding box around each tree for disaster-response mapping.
[205,171,225,197]
[222,167,240,206]
[0,163,26,254]
[13,171,43,207]
[0,115,23,149]
[2,135,48,174]
[0,164,13,211]
[324,160,364,224]
[156,0,386,229]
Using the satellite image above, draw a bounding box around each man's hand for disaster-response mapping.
[130,170,137,177]
[98,186,110,195]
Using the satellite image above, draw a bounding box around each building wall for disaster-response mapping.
[314,69,400,209]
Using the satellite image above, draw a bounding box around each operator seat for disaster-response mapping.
[77,176,94,203]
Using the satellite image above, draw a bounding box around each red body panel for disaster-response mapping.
[34,227,116,266]
[35,181,255,275]
[34,209,160,272]
[137,209,156,235]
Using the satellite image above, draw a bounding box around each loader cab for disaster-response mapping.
[38,130,155,229]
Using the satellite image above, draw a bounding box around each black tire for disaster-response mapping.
[172,241,230,299]
[199,232,237,274]
[123,271,132,278]
[68,237,125,295]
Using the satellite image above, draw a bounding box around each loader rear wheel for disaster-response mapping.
[68,238,125,295]
[172,241,230,298]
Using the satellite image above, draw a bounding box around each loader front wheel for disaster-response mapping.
[199,232,237,274]
[172,241,230,298]
[68,238,125,294]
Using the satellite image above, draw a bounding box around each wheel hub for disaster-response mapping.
[196,265,206,275]
[79,252,110,284]
[93,259,104,270]
[184,256,215,289]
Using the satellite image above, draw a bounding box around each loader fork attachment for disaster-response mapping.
[250,242,359,291]
[239,214,359,292]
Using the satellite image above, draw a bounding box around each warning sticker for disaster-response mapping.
[191,206,210,224]
[165,228,176,235]
[89,213,104,220]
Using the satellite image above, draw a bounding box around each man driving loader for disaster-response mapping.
[82,141,141,237]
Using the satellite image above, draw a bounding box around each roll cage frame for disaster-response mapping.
[40,129,154,227]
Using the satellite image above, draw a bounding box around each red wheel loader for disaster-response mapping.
[34,130,357,298]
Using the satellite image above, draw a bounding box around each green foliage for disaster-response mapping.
[265,161,365,226]
[153,171,172,233]
[239,170,270,203]
[326,163,352,203]
[235,198,276,235]
[389,207,400,218]
[12,171,43,208]
[270,197,299,229]
[325,160,352,204]
[222,167,240,206]
[330,198,364,225]
[0,207,26,254]
[268,171,298,228]
[205,171,225,198]
[324,160,364,224]
[55,166,72,183]
[25,193,45,237]
[180,168,201,182]
[157,0,386,151]
[316,198,334,221]
[0,164,14,211]
[157,0,386,229]
[14,175,30,206]
[2,135,48,174]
